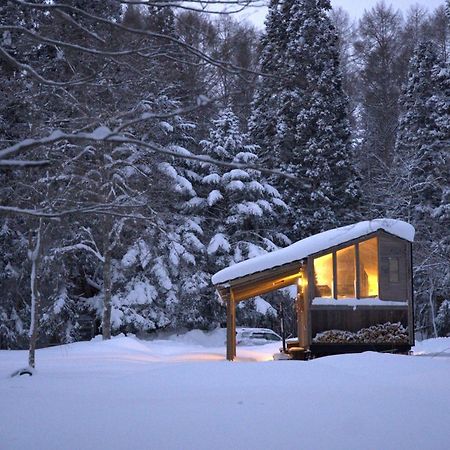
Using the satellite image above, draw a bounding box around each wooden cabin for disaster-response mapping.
[212,219,415,360]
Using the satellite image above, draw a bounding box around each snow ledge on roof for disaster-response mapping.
[212,219,415,285]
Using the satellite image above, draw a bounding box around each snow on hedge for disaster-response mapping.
[212,219,415,285]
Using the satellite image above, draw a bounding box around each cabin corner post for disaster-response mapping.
[408,241,415,346]
[226,288,236,361]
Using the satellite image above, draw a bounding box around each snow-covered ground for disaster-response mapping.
[1,331,449,450]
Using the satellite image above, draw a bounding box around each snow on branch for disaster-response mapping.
[0,127,296,180]
[55,243,105,263]
[0,203,156,221]
[0,159,50,168]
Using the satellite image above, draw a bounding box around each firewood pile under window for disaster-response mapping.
[312,322,408,344]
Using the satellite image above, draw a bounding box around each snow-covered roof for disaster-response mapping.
[212,219,414,285]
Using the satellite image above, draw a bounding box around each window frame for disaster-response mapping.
[336,244,357,299]
[312,234,381,300]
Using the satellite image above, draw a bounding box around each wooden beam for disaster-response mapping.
[233,275,300,302]
[226,289,236,361]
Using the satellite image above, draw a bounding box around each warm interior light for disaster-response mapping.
[336,245,356,299]
[359,238,379,297]
[314,253,333,298]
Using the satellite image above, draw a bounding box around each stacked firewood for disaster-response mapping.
[313,322,408,344]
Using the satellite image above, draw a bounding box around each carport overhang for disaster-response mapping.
[214,260,308,361]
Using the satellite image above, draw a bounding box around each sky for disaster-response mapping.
[239,0,446,28]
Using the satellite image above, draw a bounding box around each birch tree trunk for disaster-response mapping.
[102,247,112,340]
[102,215,113,340]
[429,278,438,338]
[28,219,43,369]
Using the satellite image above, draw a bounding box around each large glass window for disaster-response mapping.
[336,246,356,298]
[359,238,379,297]
[314,253,333,298]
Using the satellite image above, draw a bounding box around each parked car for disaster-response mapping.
[236,328,282,346]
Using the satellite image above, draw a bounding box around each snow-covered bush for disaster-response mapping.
[436,300,450,337]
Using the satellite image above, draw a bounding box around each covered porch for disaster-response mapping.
[215,261,309,361]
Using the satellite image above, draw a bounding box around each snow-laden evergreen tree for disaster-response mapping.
[430,49,450,333]
[109,142,210,333]
[201,107,290,267]
[198,106,290,326]
[436,300,450,336]
[248,0,285,162]
[249,0,361,241]
[393,42,444,218]
[394,41,450,337]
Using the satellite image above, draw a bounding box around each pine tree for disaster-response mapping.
[248,0,285,161]
[250,0,360,240]
[199,106,290,326]
[394,42,443,217]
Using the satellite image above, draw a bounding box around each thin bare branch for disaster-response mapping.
[0,46,96,87]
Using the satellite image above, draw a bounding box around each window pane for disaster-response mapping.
[314,253,333,298]
[359,238,379,297]
[337,246,356,299]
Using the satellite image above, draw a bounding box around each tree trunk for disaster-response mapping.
[101,212,113,340]
[429,278,438,338]
[102,248,112,340]
[28,219,43,369]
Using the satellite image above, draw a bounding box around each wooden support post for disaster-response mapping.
[226,289,236,361]
[355,243,361,299]
[297,265,310,349]
[296,283,304,348]
[407,242,415,346]
[332,251,337,299]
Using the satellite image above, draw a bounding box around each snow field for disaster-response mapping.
[0,332,449,450]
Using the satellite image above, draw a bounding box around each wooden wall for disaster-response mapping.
[311,306,409,336]
[378,234,409,301]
